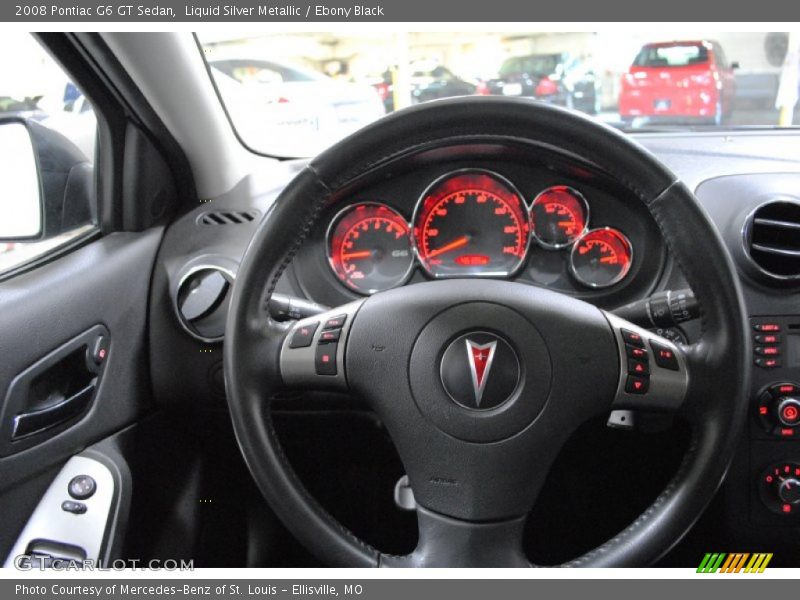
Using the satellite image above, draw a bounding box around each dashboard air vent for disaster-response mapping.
[744,200,800,281]
[175,266,235,342]
[198,210,259,226]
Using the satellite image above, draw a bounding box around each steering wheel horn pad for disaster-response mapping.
[224,97,750,567]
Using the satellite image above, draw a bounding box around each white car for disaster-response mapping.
[208,58,385,157]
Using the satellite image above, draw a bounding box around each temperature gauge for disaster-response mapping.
[569,227,633,289]
[530,186,589,249]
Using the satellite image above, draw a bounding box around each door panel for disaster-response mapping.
[0,227,162,560]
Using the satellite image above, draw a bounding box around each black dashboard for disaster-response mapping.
[148,129,800,559]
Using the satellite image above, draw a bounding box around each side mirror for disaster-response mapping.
[731,61,740,70]
[0,117,94,243]
[0,120,43,240]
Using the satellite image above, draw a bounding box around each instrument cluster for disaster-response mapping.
[325,169,633,295]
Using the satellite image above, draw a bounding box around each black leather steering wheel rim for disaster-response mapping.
[224,97,750,567]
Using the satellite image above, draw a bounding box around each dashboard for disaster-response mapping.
[289,147,667,311]
[148,130,800,561]
[325,172,631,293]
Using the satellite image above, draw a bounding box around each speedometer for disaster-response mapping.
[413,170,529,278]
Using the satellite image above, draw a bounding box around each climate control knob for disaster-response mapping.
[778,478,800,505]
[759,462,800,515]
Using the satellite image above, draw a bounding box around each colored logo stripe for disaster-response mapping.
[744,553,773,573]
[697,553,726,573]
[697,552,772,573]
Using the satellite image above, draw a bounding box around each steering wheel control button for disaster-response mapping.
[61,501,87,515]
[607,313,688,411]
[67,475,96,500]
[440,332,520,411]
[625,344,648,360]
[318,329,341,343]
[627,359,649,376]
[323,314,347,330]
[280,300,361,390]
[650,340,679,371]
[625,375,649,394]
[289,322,319,348]
[315,343,338,376]
[621,329,645,347]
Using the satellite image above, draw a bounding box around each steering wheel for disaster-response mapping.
[224,97,749,567]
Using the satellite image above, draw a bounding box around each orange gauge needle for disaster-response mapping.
[427,236,469,258]
[341,250,373,260]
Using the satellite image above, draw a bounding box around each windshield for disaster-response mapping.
[499,54,561,76]
[634,44,709,68]
[198,31,800,158]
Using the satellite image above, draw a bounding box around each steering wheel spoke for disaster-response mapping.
[381,507,529,568]
[279,300,364,392]
[605,312,689,413]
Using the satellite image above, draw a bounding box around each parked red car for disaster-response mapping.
[619,40,737,126]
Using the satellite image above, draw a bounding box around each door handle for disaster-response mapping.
[12,384,95,440]
[0,324,109,456]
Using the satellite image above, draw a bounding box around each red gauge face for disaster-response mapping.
[327,203,413,294]
[569,228,633,288]
[413,171,529,278]
[530,186,589,248]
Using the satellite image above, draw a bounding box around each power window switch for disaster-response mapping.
[61,501,87,515]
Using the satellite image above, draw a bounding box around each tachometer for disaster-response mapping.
[569,227,633,288]
[327,203,414,295]
[413,170,529,278]
[530,185,589,248]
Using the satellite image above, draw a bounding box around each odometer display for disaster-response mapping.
[327,203,414,294]
[530,185,589,248]
[413,171,529,278]
[569,227,633,288]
